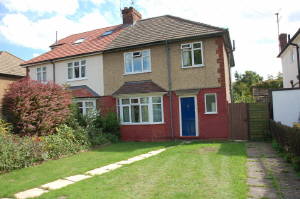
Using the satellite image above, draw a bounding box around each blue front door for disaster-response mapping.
[180,97,197,136]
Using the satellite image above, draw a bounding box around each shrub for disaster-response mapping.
[0,134,45,171]
[101,112,120,135]
[0,119,12,134]
[2,78,72,136]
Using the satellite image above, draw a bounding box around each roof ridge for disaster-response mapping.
[164,15,226,31]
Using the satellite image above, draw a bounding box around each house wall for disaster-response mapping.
[103,37,223,95]
[101,88,229,141]
[28,54,104,95]
[280,36,300,88]
[0,76,21,117]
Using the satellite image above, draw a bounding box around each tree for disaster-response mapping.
[254,72,283,89]
[233,71,263,103]
[2,78,72,136]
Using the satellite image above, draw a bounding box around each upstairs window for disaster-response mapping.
[205,93,217,114]
[181,41,204,68]
[67,60,86,80]
[36,66,47,83]
[124,50,151,74]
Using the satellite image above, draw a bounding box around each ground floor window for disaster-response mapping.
[118,96,163,124]
[74,99,96,115]
[205,93,217,114]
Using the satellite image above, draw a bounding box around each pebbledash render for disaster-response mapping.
[22,7,235,141]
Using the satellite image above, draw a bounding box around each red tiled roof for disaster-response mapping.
[68,85,100,98]
[113,80,166,95]
[22,24,127,66]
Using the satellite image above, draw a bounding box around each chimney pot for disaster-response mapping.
[122,7,142,25]
[279,33,288,52]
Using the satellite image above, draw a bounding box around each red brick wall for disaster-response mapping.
[98,96,116,116]
[100,88,229,141]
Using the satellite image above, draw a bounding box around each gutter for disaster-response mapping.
[290,42,300,87]
[165,40,174,140]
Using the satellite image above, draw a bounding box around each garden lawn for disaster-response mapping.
[0,142,174,197]
[39,142,247,199]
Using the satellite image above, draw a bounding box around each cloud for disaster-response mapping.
[0,10,110,50]
[1,0,79,15]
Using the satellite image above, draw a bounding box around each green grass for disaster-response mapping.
[39,142,247,199]
[0,142,174,197]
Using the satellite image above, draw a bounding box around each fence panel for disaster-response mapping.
[248,103,269,140]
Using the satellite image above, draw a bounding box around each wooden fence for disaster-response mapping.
[229,103,269,140]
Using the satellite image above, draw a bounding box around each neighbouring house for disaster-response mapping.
[278,29,300,88]
[0,51,25,116]
[22,7,235,141]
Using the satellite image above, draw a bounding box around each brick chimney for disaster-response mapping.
[122,7,142,25]
[279,33,288,51]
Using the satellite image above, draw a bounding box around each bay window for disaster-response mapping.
[124,50,151,74]
[75,99,96,115]
[118,96,163,124]
[181,41,204,67]
[205,93,217,114]
[68,60,86,80]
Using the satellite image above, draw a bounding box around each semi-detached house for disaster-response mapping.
[22,7,235,141]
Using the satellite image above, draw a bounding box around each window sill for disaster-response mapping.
[67,78,88,82]
[181,65,204,69]
[121,122,164,125]
[123,71,151,76]
[204,112,218,115]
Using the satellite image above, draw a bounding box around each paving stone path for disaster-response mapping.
[247,142,300,199]
[12,148,166,199]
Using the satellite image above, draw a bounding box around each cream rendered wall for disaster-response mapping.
[28,54,104,96]
[280,36,300,88]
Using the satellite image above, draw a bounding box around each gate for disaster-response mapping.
[229,103,248,140]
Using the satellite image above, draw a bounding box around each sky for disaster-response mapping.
[0,0,299,79]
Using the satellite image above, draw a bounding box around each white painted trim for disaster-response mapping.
[179,95,199,137]
[73,98,96,115]
[204,93,218,114]
[36,66,47,83]
[67,59,87,80]
[181,41,205,68]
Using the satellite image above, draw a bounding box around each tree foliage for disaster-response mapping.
[2,78,72,136]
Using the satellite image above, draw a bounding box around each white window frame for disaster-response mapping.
[123,49,151,75]
[204,93,218,114]
[118,96,164,125]
[181,41,204,68]
[67,60,87,81]
[74,99,96,116]
[36,66,47,83]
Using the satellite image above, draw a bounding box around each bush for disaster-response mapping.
[0,119,12,134]
[2,78,72,136]
[270,120,300,171]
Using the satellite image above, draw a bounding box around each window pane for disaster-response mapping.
[77,102,83,108]
[153,104,162,122]
[121,99,130,104]
[122,106,130,122]
[133,56,142,72]
[81,60,86,65]
[206,94,216,113]
[125,53,132,73]
[85,102,94,108]
[142,50,150,57]
[37,68,41,73]
[131,98,139,104]
[131,105,140,123]
[81,65,86,77]
[141,105,149,122]
[86,108,94,115]
[140,97,149,104]
[143,55,150,71]
[182,50,192,67]
[74,67,80,78]
[152,97,161,103]
[42,71,47,82]
[74,61,79,66]
[42,67,46,72]
[68,67,73,79]
[37,73,41,81]
[78,108,83,114]
[193,43,201,48]
[194,49,202,65]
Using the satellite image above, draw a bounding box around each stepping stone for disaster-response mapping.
[86,167,111,176]
[65,174,91,182]
[101,163,122,171]
[15,188,49,199]
[127,156,146,162]
[116,160,135,165]
[41,179,74,190]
